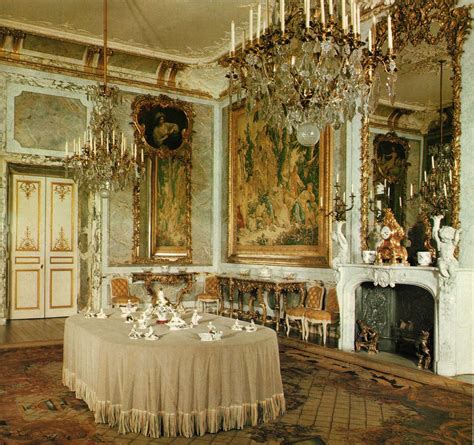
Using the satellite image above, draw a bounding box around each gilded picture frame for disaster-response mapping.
[228,105,332,267]
[131,95,194,263]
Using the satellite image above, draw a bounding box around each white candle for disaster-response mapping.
[343,192,346,202]
[356,5,361,35]
[257,4,261,41]
[100,131,103,146]
[112,129,115,144]
[305,0,310,28]
[399,197,402,207]
[280,0,285,34]
[387,187,390,198]
[291,55,296,66]
[449,169,452,182]
[424,170,427,182]
[384,178,387,188]
[431,156,435,169]
[343,14,348,31]
[93,140,96,156]
[141,149,144,163]
[369,189,373,200]
[329,0,333,16]
[387,14,393,50]
[368,29,372,51]
[250,8,253,42]
[320,0,326,26]
[336,173,339,183]
[231,21,235,53]
[443,183,447,197]
[410,183,413,197]
[320,196,323,207]
[341,0,346,26]
[65,141,68,155]
[351,0,355,30]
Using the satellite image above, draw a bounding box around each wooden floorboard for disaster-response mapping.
[0,317,65,349]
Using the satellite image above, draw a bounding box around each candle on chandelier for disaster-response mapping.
[443,183,447,197]
[387,14,393,50]
[336,173,339,183]
[231,21,235,53]
[369,189,373,200]
[291,55,296,66]
[368,29,372,51]
[249,8,253,42]
[449,169,452,182]
[343,192,346,202]
[351,183,354,194]
[329,0,333,16]
[280,0,285,34]
[424,170,427,182]
[341,0,345,24]
[112,130,115,144]
[410,183,413,197]
[100,130,103,146]
[383,178,387,188]
[305,0,310,28]
[93,139,97,156]
[357,4,361,35]
[141,148,144,164]
[431,156,435,169]
[399,196,402,207]
[387,187,390,198]
[320,196,323,208]
[320,0,326,26]
[257,4,261,41]
[350,0,355,30]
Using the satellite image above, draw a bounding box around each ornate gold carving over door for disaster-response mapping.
[10,175,77,319]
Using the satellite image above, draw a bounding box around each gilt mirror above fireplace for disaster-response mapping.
[360,0,471,263]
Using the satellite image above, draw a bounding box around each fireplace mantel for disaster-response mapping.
[336,264,458,376]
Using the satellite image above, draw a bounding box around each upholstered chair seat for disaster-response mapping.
[196,276,220,314]
[110,277,140,306]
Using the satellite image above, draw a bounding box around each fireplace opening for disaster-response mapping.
[355,283,435,370]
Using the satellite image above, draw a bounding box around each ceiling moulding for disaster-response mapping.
[0,52,215,100]
[0,17,229,65]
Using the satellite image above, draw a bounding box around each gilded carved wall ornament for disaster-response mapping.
[52,227,71,252]
[53,184,72,202]
[19,181,37,199]
[375,208,409,266]
[18,227,37,251]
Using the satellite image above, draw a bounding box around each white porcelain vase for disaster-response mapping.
[362,250,376,264]
[417,251,432,266]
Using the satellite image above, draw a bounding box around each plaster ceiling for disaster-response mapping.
[0,0,254,63]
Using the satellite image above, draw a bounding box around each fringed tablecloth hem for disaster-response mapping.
[63,368,285,438]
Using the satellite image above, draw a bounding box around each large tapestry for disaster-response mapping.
[228,106,331,267]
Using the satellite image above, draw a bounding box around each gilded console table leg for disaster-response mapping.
[274,287,281,332]
[228,279,235,318]
[256,286,267,324]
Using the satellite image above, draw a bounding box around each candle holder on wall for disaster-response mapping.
[320,180,356,222]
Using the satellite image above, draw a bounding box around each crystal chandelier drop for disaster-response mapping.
[64,0,143,197]
[226,0,396,146]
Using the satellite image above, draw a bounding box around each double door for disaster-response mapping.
[10,174,77,319]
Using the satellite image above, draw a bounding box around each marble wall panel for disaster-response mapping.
[191,103,213,265]
[108,185,135,265]
[14,91,87,151]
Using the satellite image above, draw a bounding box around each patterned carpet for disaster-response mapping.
[0,344,472,444]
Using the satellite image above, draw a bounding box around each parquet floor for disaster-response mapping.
[0,317,65,348]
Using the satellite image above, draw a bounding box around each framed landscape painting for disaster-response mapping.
[228,105,332,267]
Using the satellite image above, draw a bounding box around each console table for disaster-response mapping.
[216,274,306,332]
[131,272,196,307]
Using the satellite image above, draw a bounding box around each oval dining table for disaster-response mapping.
[62,311,285,438]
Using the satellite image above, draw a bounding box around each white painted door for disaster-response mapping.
[10,174,77,319]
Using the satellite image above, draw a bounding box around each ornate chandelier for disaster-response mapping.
[65,0,143,197]
[226,0,396,146]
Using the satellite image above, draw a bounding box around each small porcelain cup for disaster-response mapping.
[417,251,432,266]
[362,250,376,264]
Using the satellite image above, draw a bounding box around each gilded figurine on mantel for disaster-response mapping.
[375,208,409,266]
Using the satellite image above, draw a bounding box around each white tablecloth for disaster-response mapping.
[62,312,285,438]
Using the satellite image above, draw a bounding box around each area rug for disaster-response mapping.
[0,344,471,444]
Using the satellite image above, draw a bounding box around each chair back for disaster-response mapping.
[325,287,339,313]
[111,277,130,299]
[204,276,219,296]
[305,285,324,310]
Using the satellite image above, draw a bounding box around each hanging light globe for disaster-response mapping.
[296,122,320,146]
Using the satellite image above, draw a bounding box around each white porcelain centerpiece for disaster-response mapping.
[417,251,432,266]
[362,250,377,264]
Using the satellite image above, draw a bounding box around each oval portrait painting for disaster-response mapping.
[138,104,189,151]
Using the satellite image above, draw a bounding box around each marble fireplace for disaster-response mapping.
[336,264,470,377]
